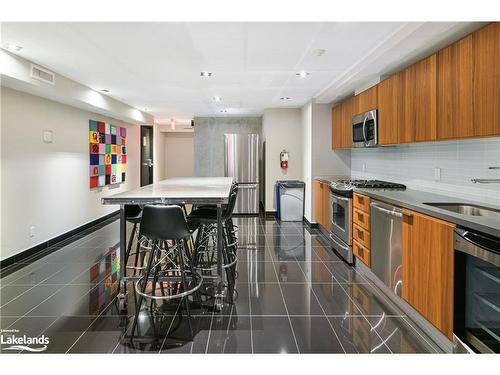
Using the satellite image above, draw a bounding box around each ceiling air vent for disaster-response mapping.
[30,64,55,85]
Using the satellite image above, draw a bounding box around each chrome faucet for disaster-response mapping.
[471,167,500,184]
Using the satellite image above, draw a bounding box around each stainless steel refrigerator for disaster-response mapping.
[224,133,259,214]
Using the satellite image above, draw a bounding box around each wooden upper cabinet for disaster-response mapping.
[403,54,437,143]
[378,72,404,145]
[341,97,355,147]
[355,85,378,115]
[402,209,455,340]
[472,22,500,137]
[332,104,343,149]
[332,97,354,149]
[437,35,474,140]
[313,180,324,226]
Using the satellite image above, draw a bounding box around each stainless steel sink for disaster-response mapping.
[423,202,500,218]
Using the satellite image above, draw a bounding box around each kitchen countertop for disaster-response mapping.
[354,187,500,238]
[314,175,348,185]
[101,177,234,205]
[313,176,500,237]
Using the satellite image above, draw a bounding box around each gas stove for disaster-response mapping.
[330,179,406,197]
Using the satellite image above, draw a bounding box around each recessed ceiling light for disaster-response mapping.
[220,109,228,113]
[200,71,213,77]
[213,96,222,102]
[280,97,292,100]
[296,71,310,77]
[100,89,110,93]
[3,43,22,52]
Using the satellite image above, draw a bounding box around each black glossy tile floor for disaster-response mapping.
[0,216,441,354]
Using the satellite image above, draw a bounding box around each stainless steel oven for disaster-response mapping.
[352,109,378,148]
[454,227,500,353]
[330,191,353,264]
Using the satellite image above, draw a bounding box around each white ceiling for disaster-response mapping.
[1,22,483,120]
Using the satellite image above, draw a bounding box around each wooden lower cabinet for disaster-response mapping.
[313,180,324,227]
[322,183,331,232]
[402,209,455,339]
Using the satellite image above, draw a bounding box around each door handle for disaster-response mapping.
[371,203,403,218]
[238,184,258,189]
[362,116,368,146]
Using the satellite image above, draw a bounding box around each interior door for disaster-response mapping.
[141,126,153,186]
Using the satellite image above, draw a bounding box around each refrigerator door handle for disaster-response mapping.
[238,183,259,189]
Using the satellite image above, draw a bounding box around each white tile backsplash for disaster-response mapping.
[351,137,500,206]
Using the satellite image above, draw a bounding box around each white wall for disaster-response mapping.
[262,108,302,211]
[1,87,141,260]
[163,133,194,179]
[351,137,500,205]
[301,101,351,223]
[1,50,153,125]
[301,102,313,220]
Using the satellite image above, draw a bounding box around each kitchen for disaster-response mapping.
[0,4,499,373]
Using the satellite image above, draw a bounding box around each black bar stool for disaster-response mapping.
[187,184,239,300]
[124,205,152,276]
[129,205,202,341]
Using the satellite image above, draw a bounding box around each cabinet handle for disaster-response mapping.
[357,244,363,255]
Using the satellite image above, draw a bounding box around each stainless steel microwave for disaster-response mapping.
[352,109,378,147]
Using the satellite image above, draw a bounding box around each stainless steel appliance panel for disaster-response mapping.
[454,228,500,353]
[370,201,403,296]
[224,134,259,183]
[352,109,378,148]
[330,192,352,245]
[234,183,259,214]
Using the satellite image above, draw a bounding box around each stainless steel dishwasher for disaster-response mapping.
[370,201,403,297]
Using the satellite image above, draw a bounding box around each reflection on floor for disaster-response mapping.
[0,216,441,353]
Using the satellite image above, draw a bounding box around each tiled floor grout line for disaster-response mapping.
[204,302,216,354]
[5,266,109,330]
[1,230,115,288]
[293,259,347,353]
[17,275,115,354]
[157,300,183,353]
[0,259,111,308]
[247,247,254,354]
[221,304,235,353]
[65,294,121,354]
[267,248,300,354]
[316,254,393,353]
[0,313,407,318]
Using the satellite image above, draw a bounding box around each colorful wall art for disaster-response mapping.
[89,120,127,188]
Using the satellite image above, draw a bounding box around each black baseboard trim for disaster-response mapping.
[303,216,318,228]
[1,210,120,271]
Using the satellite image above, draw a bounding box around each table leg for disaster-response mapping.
[118,205,127,312]
[215,204,223,311]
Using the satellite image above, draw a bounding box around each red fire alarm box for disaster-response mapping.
[280,150,289,169]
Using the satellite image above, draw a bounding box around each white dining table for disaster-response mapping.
[101,177,234,311]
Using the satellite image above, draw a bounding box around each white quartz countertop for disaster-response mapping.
[101,177,234,205]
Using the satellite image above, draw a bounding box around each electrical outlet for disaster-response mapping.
[29,226,35,238]
[434,167,441,182]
